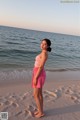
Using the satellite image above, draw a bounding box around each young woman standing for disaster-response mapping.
[32,38,51,118]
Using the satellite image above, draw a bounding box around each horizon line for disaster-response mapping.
[0,24,80,37]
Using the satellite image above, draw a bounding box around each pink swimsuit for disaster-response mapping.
[32,55,46,88]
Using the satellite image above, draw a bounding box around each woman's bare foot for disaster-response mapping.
[34,110,39,115]
[35,112,45,118]
[33,108,39,115]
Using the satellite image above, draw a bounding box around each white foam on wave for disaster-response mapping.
[0,69,32,81]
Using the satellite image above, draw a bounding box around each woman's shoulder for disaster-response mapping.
[41,51,48,59]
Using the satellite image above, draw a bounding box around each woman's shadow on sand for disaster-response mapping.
[45,104,80,117]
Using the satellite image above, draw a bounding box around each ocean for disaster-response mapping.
[0,26,80,81]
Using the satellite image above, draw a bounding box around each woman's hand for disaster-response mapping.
[33,77,38,87]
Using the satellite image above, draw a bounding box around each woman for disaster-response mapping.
[32,38,52,118]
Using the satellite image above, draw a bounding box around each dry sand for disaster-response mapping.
[0,79,80,120]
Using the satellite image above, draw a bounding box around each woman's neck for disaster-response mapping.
[42,49,47,54]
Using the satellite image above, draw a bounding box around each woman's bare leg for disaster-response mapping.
[34,88,43,114]
[33,88,42,114]
[39,88,43,113]
[33,88,44,118]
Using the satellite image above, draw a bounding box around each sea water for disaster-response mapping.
[0,26,80,81]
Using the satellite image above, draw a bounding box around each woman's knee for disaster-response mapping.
[33,91,39,98]
[34,93,39,99]
[39,89,43,98]
[39,93,43,99]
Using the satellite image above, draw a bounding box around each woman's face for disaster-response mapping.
[40,40,48,50]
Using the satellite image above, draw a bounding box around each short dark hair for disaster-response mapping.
[42,38,52,52]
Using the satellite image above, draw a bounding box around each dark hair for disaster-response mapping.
[42,38,52,52]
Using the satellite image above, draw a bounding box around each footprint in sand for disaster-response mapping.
[1,106,9,112]
[1,101,19,112]
[44,90,57,98]
[55,89,62,98]
[64,86,80,104]
[9,94,21,102]
[10,101,19,107]
[71,96,77,101]
[43,90,57,102]
[4,100,11,105]
[9,95,16,100]
[18,108,32,119]
[65,88,73,95]
[72,96,80,104]
[20,93,28,100]
[27,105,35,112]
[24,105,35,117]
[15,108,33,119]
[15,110,23,116]
[0,98,11,106]
[71,94,80,104]
[24,110,33,120]
[24,109,29,115]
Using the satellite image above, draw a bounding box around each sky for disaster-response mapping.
[0,0,80,36]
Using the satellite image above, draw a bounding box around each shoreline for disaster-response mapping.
[0,70,80,83]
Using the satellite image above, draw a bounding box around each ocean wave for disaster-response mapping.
[0,67,80,82]
[46,68,80,72]
[0,69,32,81]
[5,41,23,45]
[0,49,38,55]
[30,41,39,44]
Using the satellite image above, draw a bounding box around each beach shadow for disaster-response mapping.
[45,104,80,117]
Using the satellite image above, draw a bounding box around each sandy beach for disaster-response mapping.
[0,76,80,120]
